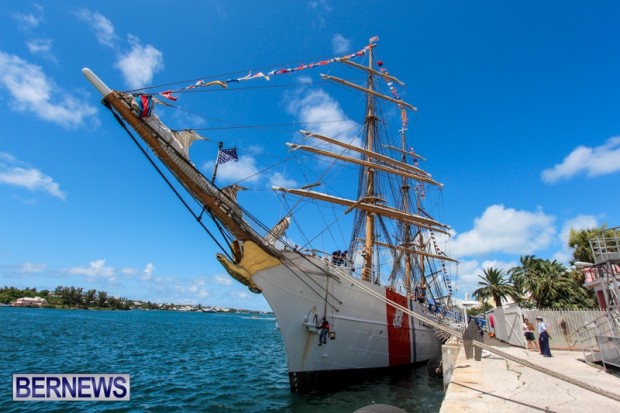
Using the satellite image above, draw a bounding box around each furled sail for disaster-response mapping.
[173,130,207,160]
[271,186,450,234]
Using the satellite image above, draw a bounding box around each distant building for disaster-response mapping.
[10,296,47,308]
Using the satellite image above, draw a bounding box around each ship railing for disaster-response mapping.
[589,227,620,265]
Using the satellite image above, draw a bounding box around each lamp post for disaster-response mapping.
[461,293,479,328]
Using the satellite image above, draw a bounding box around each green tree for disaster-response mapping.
[568,226,607,264]
[97,291,108,307]
[472,267,516,308]
[0,286,27,304]
[467,301,492,316]
[509,256,596,309]
[85,289,97,306]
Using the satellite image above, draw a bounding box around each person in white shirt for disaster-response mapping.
[536,316,552,357]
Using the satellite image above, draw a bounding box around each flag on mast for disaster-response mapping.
[217,148,238,164]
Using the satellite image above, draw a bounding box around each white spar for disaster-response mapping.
[82,68,112,97]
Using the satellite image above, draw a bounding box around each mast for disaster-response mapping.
[362,45,376,283]
[211,141,223,183]
[401,132,413,295]
[417,199,427,293]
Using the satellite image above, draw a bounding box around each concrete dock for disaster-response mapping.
[440,338,620,413]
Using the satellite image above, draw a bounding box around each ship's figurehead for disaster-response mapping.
[216,240,281,294]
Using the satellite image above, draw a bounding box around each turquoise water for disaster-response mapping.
[0,308,444,412]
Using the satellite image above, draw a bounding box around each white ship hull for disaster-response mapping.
[253,252,442,391]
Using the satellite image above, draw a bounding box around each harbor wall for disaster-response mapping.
[441,341,460,390]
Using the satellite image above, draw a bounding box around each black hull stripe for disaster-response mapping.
[288,360,431,392]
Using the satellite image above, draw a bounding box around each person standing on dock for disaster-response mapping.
[523,318,539,352]
[536,316,552,357]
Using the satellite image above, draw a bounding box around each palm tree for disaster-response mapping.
[509,255,597,309]
[523,259,572,308]
[568,226,607,264]
[509,255,537,302]
[472,267,516,308]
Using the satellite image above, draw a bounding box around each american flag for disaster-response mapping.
[217,148,238,164]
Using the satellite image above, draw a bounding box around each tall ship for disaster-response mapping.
[83,37,459,391]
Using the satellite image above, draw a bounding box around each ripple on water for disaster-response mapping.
[0,308,444,412]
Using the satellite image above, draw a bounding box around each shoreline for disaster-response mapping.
[0,305,272,314]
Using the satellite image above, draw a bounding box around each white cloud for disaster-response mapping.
[144,262,156,274]
[0,152,17,163]
[332,34,351,54]
[204,149,297,189]
[558,215,599,248]
[455,258,518,298]
[115,35,164,89]
[173,277,210,299]
[0,153,66,200]
[203,154,260,184]
[65,259,116,282]
[19,262,47,273]
[215,275,232,285]
[451,204,556,257]
[186,278,209,298]
[541,137,620,183]
[297,75,313,85]
[309,0,332,11]
[0,52,98,129]
[142,262,156,280]
[13,6,43,30]
[26,38,57,62]
[75,9,117,48]
[308,0,332,28]
[269,172,297,188]
[231,290,250,300]
[75,10,163,90]
[285,88,360,147]
[552,214,601,265]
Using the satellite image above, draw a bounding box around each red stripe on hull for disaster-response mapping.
[385,289,412,366]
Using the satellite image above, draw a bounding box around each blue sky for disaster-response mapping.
[1,1,619,311]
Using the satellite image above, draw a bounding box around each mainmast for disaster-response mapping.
[401,134,414,295]
[361,45,376,283]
